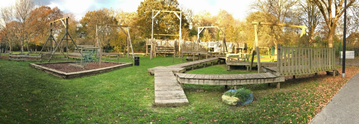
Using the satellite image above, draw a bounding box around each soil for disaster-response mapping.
[41,62,123,73]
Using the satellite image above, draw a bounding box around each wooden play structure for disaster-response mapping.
[68,45,100,69]
[97,21,134,59]
[39,17,78,62]
[149,9,182,60]
[145,39,178,57]
[148,22,338,107]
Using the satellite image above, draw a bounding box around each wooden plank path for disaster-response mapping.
[148,57,220,107]
[154,69,189,107]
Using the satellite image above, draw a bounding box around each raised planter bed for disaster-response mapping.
[30,62,132,79]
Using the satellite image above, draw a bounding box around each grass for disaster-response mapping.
[0,55,358,123]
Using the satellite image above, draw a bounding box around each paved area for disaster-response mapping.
[310,73,359,124]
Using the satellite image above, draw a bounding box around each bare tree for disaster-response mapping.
[312,0,356,48]
[14,0,34,53]
[298,0,322,46]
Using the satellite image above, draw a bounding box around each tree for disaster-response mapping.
[113,9,140,52]
[14,0,34,53]
[136,0,188,39]
[215,9,237,42]
[26,6,63,46]
[312,0,356,48]
[251,0,298,52]
[79,8,119,48]
[0,6,14,52]
[245,11,280,49]
[298,0,321,46]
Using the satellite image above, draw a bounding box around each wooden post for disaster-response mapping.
[150,39,153,60]
[250,50,255,71]
[146,40,148,56]
[277,44,281,75]
[99,48,102,68]
[277,82,280,89]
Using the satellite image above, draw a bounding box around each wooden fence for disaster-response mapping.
[277,45,336,76]
[8,53,42,61]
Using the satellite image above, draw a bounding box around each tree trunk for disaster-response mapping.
[8,41,12,53]
[26,41,30,53]
[327,28,335,48]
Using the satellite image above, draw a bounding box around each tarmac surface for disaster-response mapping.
[310,73,359,124]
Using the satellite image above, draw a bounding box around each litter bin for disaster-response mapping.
[134,56,140,66]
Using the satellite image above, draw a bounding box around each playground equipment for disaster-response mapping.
[249,22,308,73]
[149,10,182,60]
[97,21,134,59]
[148,44,337,106]
[196,26,228,54]
[147,22,337,107]
[146,39,178,57]
[68,45,99,69]
[39,17,78,62]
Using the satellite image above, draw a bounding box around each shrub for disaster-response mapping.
[233,88,252,102]
[224,88,252,102]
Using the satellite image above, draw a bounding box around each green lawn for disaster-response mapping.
[0,56,356,123]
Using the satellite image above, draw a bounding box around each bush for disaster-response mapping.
[233,88,252,102]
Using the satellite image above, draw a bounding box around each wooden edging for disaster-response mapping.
[30,62,132,79]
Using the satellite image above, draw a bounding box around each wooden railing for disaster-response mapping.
[277,45,336,76]
[226,53,249,63]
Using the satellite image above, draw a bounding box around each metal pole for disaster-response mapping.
[342,0,347,78]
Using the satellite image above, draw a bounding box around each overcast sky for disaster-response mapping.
[1,0,253,21]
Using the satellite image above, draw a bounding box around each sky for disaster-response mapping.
[0,0,253,21]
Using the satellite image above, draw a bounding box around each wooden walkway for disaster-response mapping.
[153,68,189,107]
[176,72,284,86]
[148,57,220,107]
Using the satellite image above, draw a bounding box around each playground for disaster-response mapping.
[1,56,359,123]
[0,15,352,123]
[0,0,358,122]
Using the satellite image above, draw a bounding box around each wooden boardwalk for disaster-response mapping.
[148,57,284,107]
[148,57,220,107]
[176,73,284,87]
[153,69,189,107]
